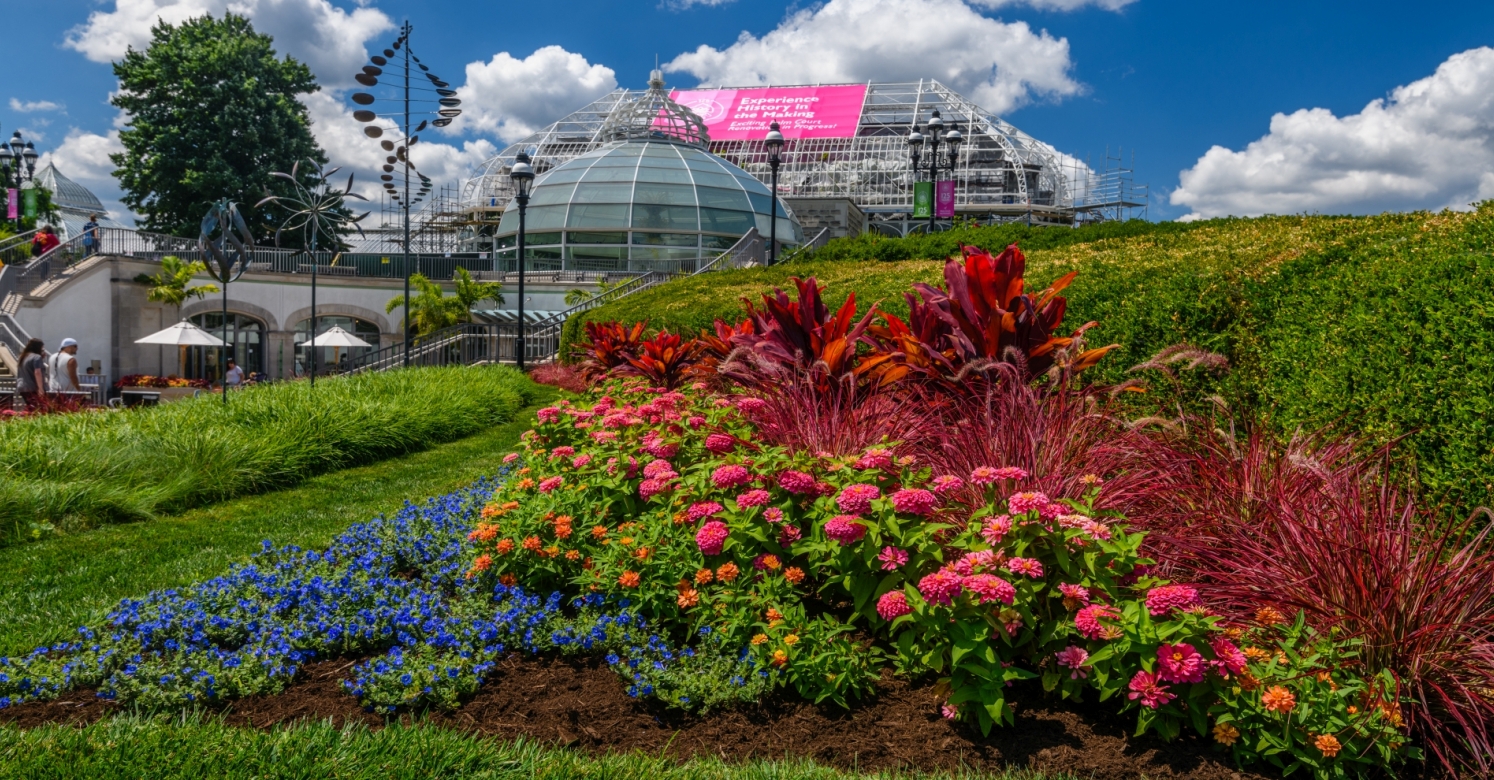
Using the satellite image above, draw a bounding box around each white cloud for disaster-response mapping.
[9,99,65,113]
[454,46,618,144]
[63,0,393,89]
[1172,46,1494,220]
[665,0,1081,116]
[968,0,1136,10]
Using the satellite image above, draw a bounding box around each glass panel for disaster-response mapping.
[524,231,563,244]
[606,143,645,156]
[580,166,640,182]
[566,245,629,260]
[632,183,696,206]
[566,204,631,229]
[684,157,729,173]
[634,166,694,184]
[566,230,628,244]
[497,209,518,233]
[590,155,642,167]
[776,219,800,243]
[524,246,563,259]
[699,208,755,234]
[630,246,701,260]
[746,192,772,213]
[641,143,681,158]
[571,183,634,203]
[522,206,567,230]
[631,204,698,231]
[495,234,516,249]
[701,234,738,250]
[695,186,751,210]
[736,174,771,194]
[632,232,699,247]
[495,248,515,258]
[528,183,575,207]
[690,171,739,189]
[754,212,772,235]
[535,167,587,185]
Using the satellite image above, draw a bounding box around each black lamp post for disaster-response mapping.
[1,131,40,229]
[925,111,943,234]
[764,121,784,265]
[509,152,535,370]
[910,112,962,234]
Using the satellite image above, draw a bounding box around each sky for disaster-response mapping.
[3,0,1493,223]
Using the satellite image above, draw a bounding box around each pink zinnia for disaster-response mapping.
[890,488,937,516]
[953,550,996,576]
[643,440,679,459]
[1007,491,1051,515]
[711,464,753,490]
[1005,557,1044,579]
[736,489,771,508]
[836,484,881,515]
[981,515,1013,545]
[1058,583,1090,606]
[993,466,1029,480]
[550,446,575,459]
[735,397,767,413]
[1127,671,1175,709]
[878,546,909,571]
[1157,643,1206,684]
[854,448,894,470]
[815,481,837,497]
[1210,638,1249,676]
[643,459,677,480]
[1075,604,1120,640]
[824,515,867,544]
[538,476,564,493]
[931,475,965,495]
[764,507,785,524]
[537,407,562,423]
[1055,646,1089,679]
[705,434,736,454]
[1145,584,1202,616]
[590,430,618,443]
[571,454,593,469]
[695,521,730,556]
[777,524,801,547]
[940,703,959,720]
[963,574,1016,605]
[686,501,725,522]
[503,453,520,464]
[917,569,964,606]
[1083,519,1112,541]
[969,466,999,485]
[639,477,674,500]
[777,470,817,495]
[687,415,706,429]
[877,590,912,621]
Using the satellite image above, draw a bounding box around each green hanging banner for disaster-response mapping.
[912,181,932,219]
[22,187,38,219]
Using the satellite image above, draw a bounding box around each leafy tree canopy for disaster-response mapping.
[110,13,329,244]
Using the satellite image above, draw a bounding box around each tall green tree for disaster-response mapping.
[110,14,328,243]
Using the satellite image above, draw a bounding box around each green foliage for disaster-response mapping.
[567,207,1494,509]
[451,267,504,316]
[388,270,502,336]
[110,13,329,241]
[0,366,539,545]
[133,255,219,305]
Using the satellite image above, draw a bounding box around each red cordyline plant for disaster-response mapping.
[573,320,648,383]
[861,244,1118,390]
[691,317,755,384]
[617,330,701,390]
[721,276,876,394]
[1109,424,1494,776]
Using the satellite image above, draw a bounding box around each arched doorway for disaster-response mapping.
[293,316,381,376]
[187,312,265,382]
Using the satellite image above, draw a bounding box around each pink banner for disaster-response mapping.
[935,180,956,218]
[5,189,15,220]
[668,85,868,140]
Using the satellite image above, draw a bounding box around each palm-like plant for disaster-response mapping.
[136,256,219,306]
[386,273,464,336]
[451,267,503,321]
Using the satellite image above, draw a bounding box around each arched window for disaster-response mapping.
[187,312,265,382]
[293,316,381,376]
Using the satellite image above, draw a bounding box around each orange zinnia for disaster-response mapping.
[716,562,740,583]
[499,573,517,587]
[677,589,699,608]
[694,568,715,585]
[471,554,493,572]
[522,536,542,552]
[618,571,641,588]
[783,567,805,584]
[565,549,581,561]
[1261,686,1296,713]
[1314,734,1341,758]
[495,538,516,555]
[592,525,608,539]
[771,650,789,667]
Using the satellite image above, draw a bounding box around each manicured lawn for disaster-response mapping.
[0,716,1053,780]
[0,396,552,657]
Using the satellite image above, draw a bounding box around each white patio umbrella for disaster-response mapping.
[134,319,228,380]
[308,325,372,370]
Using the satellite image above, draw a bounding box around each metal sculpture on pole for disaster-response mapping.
[346,21,463,369]
[199,200,254,403]
[257,160,368,387]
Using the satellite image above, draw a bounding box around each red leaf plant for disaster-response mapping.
[691,317,755,385]
[573,320,648,383]
[1110,425,1494,776]
[617,330,702,390]
[744,370,943,457]
[720,276,876,394]
[861,244,1118,390]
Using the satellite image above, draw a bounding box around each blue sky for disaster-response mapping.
[5,0,1493,222]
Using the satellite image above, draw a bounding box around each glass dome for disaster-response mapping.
[492,138,802,271]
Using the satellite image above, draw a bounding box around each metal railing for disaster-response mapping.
[0,229,41,268]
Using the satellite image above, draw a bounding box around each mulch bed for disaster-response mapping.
[2,655,1272,779]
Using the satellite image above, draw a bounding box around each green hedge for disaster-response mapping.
[0,366,540,543]
[564,205,1494,510]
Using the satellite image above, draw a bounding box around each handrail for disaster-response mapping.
[777,226,832,264]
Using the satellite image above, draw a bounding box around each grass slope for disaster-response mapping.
[566,207,1494,509]
[0,398,551,657]
[0,717,1054,780]
[0,366,540,545]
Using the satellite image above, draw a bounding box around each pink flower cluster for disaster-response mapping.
[1058,583,1090,606]
[777,524,801,546]
[704,433,736,453]
[777,470,816,495]
[735,397,767,414]
[643,459,677,480]
[1127,671,1175,709]
[836,484,881,515]
[764,507,785,523]
[735,489,771,508]
[1005,557,1044,579]
[952,550,997,576]
[1156,643,1206,683]
[931,475,965,495]
[878,546,909,571]
[641,435,678,459]
[970,465,1028,485]
[711,464,753,490]
[824,515,867,544]
[1210,638,1248,676]
[962,573,1016,605]
[695,521,730,555]
[1074,604,1120,640]
[1055,646,1089,679]
[639,478,674,500]
[877,590,912,621]
[503,453,520,464]
[550,446,575,459]
[686,501,724,522]
[687,415,706,429]
[890,488,938,516]
[536,406,563,423]
[981,515,1013,545]
[918,569,964,606]
[538,476,564,493]
[854,447,894,470]
[571,454,593,469]
[1145,584,1202,616]
[1007,491,1051,516]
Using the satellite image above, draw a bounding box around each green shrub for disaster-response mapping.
[0,366,539,543]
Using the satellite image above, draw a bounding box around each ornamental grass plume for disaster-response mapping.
[747,370,940,457]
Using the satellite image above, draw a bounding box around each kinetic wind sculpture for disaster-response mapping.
[199,200,255,403]
[347,21,463,366]
[256,160,369,387]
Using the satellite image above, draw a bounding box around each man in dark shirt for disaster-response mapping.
[83,215,101,256]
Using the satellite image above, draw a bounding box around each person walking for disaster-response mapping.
[15,338,47,410]
[30,225,60,258]
[224,358,244,389]
[48,338,81,393]
[82,215,101,257]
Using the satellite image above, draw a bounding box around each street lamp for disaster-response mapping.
[509,152,535,370]
[911,112,962,234]
[2,130,39,230]
[764,121,784,265]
